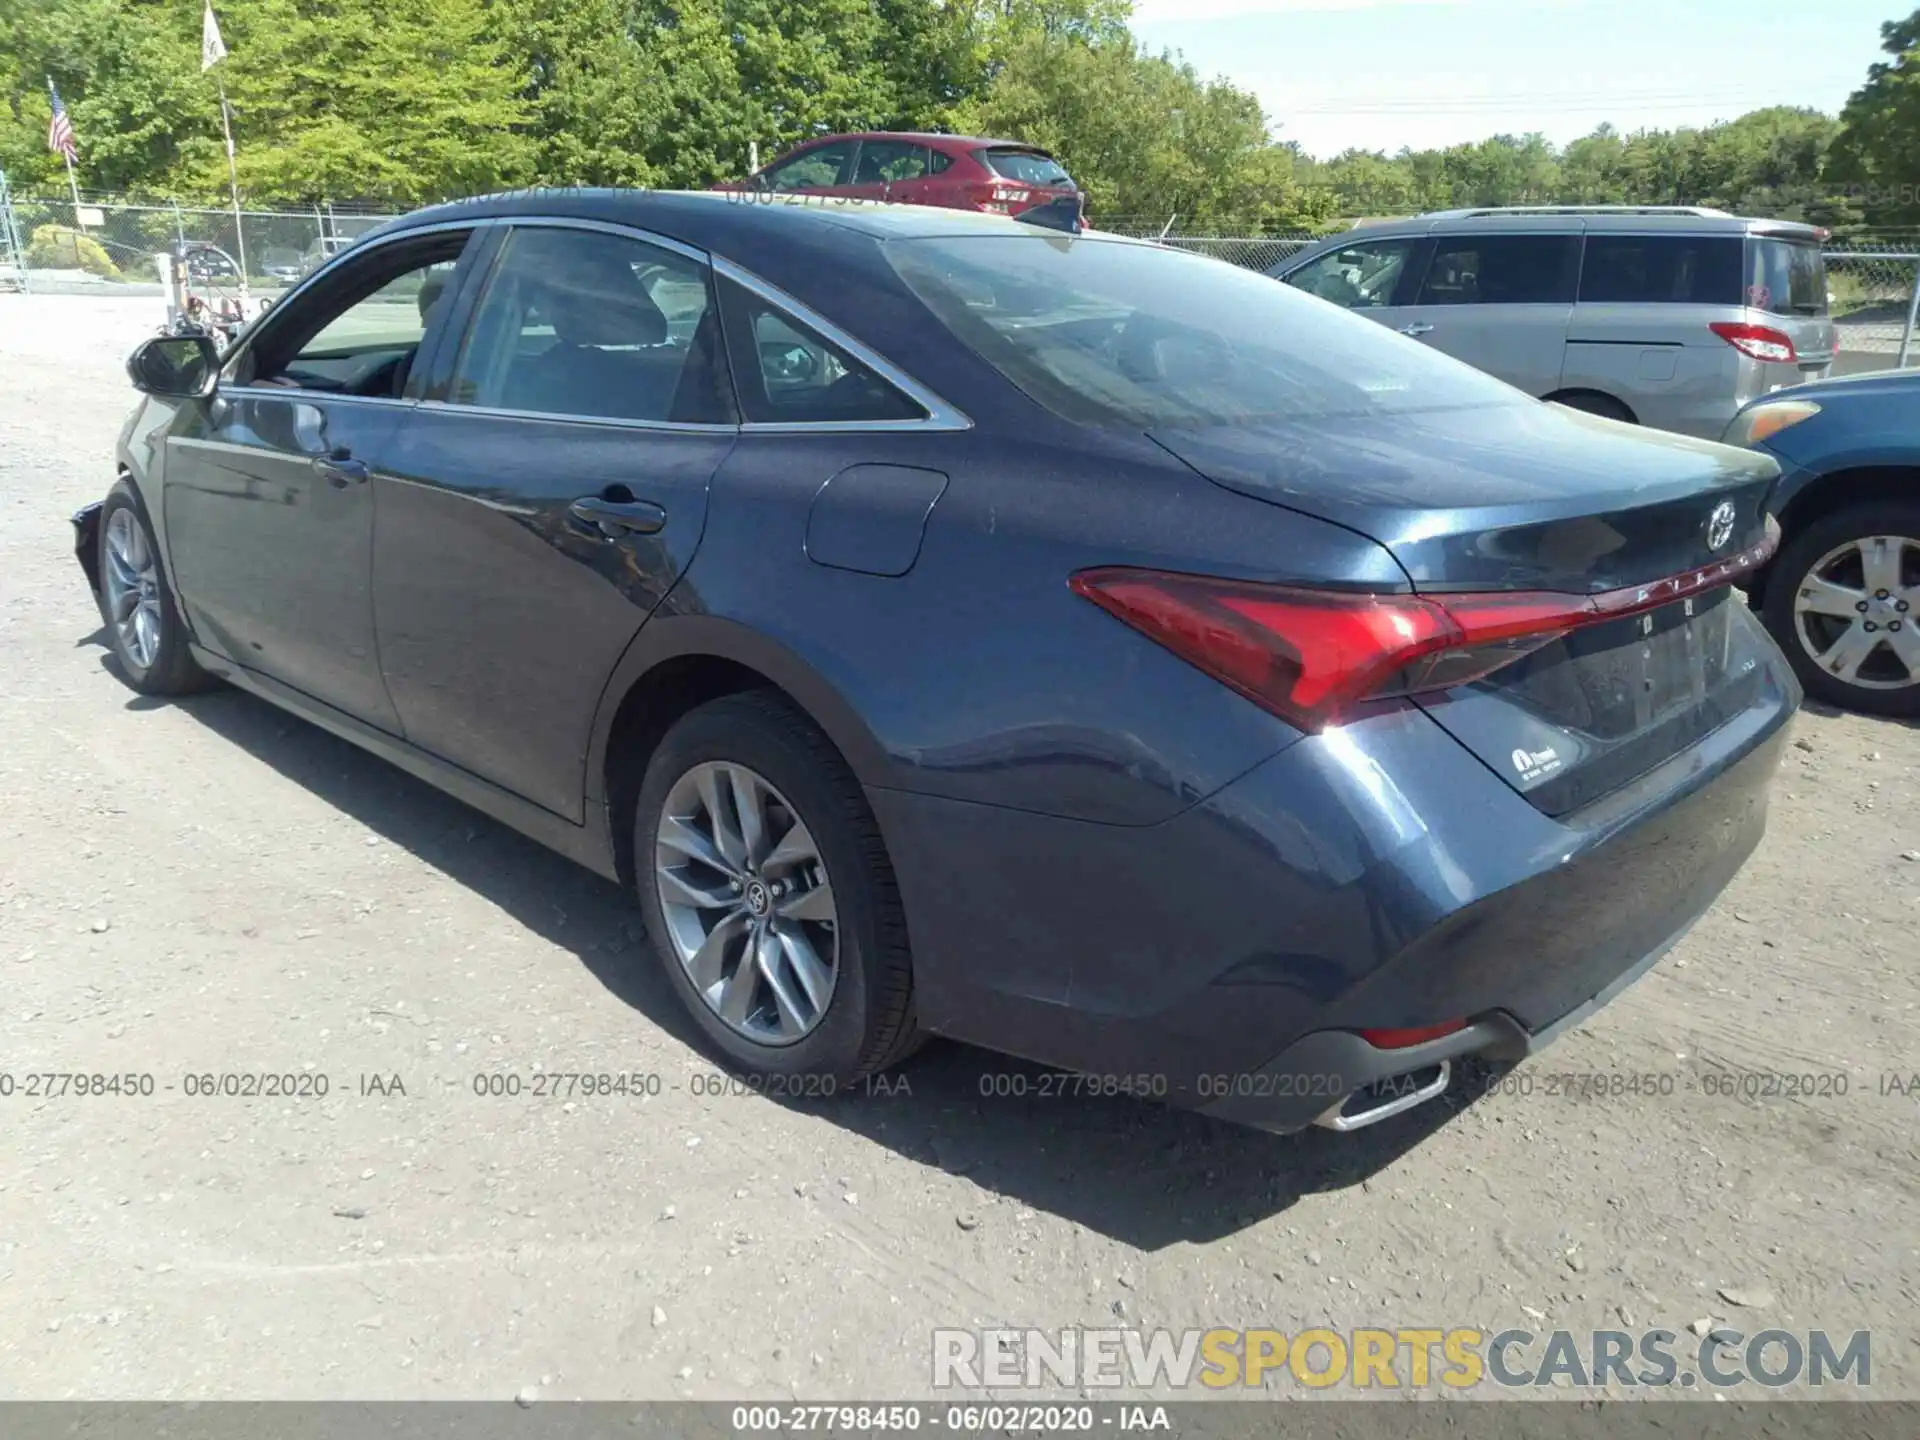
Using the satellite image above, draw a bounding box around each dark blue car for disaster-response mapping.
[76,191,1798,1134]
[1724,369,1920,717]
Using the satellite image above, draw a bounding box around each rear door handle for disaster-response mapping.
[1399,322,1435,338]
[311,452,369,486]
[569,495,667,538]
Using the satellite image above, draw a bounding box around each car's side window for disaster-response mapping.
[234,233,470,398]
[854,141,928,185]
[717,275,927,425]
[928,149,954,175]
[444,226,729,425]
[1578,235,1744,305]
[1419,235,1579,306]
[763,141,854,192]
[1284,240,1417,310]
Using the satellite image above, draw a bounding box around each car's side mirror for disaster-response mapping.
[127,334,219,399]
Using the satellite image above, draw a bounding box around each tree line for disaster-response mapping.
[7,1,1920,233]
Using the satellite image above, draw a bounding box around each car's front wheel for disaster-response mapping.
[633,691,920,1081]
[1762,500,1920,717]
[96,488,213,696]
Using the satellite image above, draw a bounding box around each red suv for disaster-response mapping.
[717,132,1082,219]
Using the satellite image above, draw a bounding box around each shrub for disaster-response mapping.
[25,224,121,278]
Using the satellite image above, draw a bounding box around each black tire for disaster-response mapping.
[96,485,215,697]
[1761,500,1920,718]
[632,690,921,1080]
[1549,391,1636,424]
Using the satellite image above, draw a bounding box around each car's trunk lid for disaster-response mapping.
[1151,401,1783,814]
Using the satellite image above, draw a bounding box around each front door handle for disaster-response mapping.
[1399,322,1435,338]
[570,495,667,538]
[311,450,369,487]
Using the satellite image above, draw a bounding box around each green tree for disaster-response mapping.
[953,26,1324,230]
[1829,11,1920,227]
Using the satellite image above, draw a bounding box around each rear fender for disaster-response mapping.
[583,611,896,807]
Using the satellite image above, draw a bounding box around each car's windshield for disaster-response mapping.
[884,234,1525,428]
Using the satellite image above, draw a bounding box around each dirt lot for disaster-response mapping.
[1,294,1916,1402]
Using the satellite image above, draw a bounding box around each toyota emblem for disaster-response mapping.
[1705,500,1736,552]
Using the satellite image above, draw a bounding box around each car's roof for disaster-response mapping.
[1341,206,1824,239]
[791,131,1043,151]
[377,188,1129,247]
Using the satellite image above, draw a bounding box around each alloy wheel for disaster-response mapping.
[102,508,163,671]
[1791,533,1920,693]
[652,760,838,1045]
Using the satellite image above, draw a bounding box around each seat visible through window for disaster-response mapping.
[448,227,719,424]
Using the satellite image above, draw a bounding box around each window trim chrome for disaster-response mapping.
[415,399,736,435]
[712,256,972,433]
[217,386,415,410]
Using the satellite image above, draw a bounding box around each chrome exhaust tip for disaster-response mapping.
[1313,1060,1451,1132]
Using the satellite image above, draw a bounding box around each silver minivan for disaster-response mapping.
[1271,207,1836,439]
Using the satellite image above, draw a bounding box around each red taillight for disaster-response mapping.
[1070,526,1778,732]
[1360,1021,1467,1049]
[1711,321,1797,364]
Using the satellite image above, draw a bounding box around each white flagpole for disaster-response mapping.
[47,76,86,233]
[63,151,84,227]
[201,3,247,302]
[217,80,249,300]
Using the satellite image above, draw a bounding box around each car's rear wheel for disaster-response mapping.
[97,489,213,696]
[633,691,920,1080]
[1762,501,1920,717]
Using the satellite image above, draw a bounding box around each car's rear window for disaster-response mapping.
[1579,235,1744,305]
[979,149,1074,188]
[884,234,1525,429]
[1749,238,1828,315]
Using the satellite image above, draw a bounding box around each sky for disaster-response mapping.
[1126,0,1900,158]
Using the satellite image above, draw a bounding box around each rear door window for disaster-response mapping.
[853,141,929,186]
[1579,235,1744,305]
[1419,235,1579,306]
[1749,238,1828,315]
[445,227,727,424]
[979,149,1074,187]
[1283,239,1420,310]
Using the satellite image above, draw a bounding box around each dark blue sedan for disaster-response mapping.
[76,190,1798,1134]
[1725,369,1920,717]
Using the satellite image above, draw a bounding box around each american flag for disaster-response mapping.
[47,81,78,163]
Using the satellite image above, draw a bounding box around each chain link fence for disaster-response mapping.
[1821,245,1920,361]
[1155,234,1316,272]
[8,192,1920,368]
[1,195,396,295]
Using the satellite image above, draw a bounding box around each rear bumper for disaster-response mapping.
[876,657,1795,1133]
[1197,905,1704,1134]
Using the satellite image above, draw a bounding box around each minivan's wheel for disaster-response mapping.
[1762,501,1920,718]
[633,691,919,1080]
[97,489,212,696]
[1549,391,1636,424]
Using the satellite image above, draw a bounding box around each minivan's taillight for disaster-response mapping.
[1071,539,1778,732]
[1711,321,1797,364]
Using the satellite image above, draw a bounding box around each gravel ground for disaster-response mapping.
[1,294,1916,1402]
